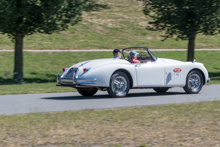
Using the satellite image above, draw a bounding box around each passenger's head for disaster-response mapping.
[129,50,139,59]
[113,49,121,58]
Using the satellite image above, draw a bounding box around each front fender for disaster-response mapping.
[191,63,209,85]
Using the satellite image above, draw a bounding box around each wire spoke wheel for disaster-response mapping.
[188,74,201,92]
[112,76,128,96]
[184,70,203,94]
[107,71,130,97]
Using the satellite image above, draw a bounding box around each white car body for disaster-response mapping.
[57,47,210,97]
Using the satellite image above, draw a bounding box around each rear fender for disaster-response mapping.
[77,64,136,87]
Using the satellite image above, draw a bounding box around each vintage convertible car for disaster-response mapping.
[56,47,210,97]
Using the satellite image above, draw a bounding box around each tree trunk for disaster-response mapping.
[13,33,24,83]
[187,32,197,61]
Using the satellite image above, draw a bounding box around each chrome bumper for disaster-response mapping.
[75,78,96,84]
[57,72,96,85]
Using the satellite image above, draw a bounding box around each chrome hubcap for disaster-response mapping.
[112,76,127,96]
[188,74,201,92]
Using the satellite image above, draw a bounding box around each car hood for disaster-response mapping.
[159,58,183,63]
[70,58,129,69]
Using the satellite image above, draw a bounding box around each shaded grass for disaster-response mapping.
[0,83,75,95]
[0,51,219,95]
[0,101,220,146]
[0,0,220,50]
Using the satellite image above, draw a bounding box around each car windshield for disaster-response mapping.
[122,47,157,63]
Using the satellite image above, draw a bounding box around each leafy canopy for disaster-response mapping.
[0,0,87,38]
[142,0,220,40]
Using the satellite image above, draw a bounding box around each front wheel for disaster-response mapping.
[183,70,203,94]
[107,71,130,98]
[77,87,98,96]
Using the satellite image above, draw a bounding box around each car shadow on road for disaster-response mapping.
[41,92,187,100]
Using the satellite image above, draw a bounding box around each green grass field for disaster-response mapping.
[0,0,220,50]
[0,51,219,95]
[0,101,220,146]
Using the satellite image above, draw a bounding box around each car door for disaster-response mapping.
[164,63,188,87]
[135,61,165,87]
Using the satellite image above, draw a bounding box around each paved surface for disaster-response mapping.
[0,49,220,52]
[0,85,220,115]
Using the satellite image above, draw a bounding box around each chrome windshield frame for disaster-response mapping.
[121,46,157,61]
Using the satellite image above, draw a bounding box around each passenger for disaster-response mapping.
[129,50,140,63]
[113,49,121,59]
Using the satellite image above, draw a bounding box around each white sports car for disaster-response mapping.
[56,47,210,97]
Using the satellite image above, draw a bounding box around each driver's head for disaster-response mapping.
[130,50,139,59]
[113,49,121,58]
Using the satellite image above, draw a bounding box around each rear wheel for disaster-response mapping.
[107,71,130,98]
[153,87,169,93]
[183,70,203,94]
[77,87,98,96]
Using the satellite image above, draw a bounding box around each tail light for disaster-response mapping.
[63,68,69,72]
[83,67,91,73]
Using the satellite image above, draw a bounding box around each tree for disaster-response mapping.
[0,0,87,83]
[142,0,220,61]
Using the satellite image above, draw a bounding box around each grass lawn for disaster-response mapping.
[0,101,220,146]
[0,0,220,50]
[0,51,219,95]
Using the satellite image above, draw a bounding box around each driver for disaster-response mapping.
[113,49,121,59]
[128,50,140,63]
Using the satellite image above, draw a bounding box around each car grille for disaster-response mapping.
[66,68,78,77]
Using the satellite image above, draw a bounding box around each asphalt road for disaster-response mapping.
[0,85,220,115]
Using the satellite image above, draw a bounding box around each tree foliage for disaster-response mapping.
[142,0,220,61]
[0,0,87,82]
[0,0,86,38]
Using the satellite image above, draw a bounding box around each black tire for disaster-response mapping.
[77,87,98,96]
[153,87,169,93]
[107,71,130,98]
[183,70,203,94]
